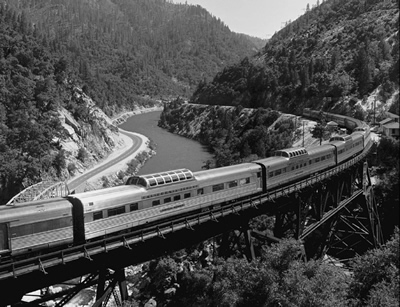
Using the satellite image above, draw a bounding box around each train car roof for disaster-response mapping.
[194,163,260,182]
[274,147,308,158]
[0,197,72,224]
[253,156,289,168]
[329,135,352,142]
[0,197,70,210]
[307,145,335,156]
[126,168,194,189]
[68,185,146,212]
[70,185,144,201]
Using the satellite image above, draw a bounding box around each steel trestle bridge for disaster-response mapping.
[0,142,381,306]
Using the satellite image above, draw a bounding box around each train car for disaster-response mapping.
[255,147,310,190]
[0,198,74,256]
[68,165,262,243]
[67,185,147,243]
[353,126,371,147]
[350,133,365,156]
[328,135,355,164]
[306,144,336,171]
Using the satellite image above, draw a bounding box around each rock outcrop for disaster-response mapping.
[57,87,124,181]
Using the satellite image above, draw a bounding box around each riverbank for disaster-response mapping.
[112,105,164,125]
[67,107,163,191]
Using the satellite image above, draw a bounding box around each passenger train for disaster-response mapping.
[0,109,372,259]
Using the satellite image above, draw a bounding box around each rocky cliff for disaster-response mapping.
[56,86,126,181]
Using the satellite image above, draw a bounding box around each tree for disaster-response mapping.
[311,123,326,145]
[347,228,399,306]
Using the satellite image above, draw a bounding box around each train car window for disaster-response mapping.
[240,178,250,185]
[108,206,125,217]
[149,179,157,187]
[197,188,204,195]
[178,173,186,180]
[269,172,274,178]
[257,172,261,177]
[212,183,224,192]
[174,195,181,201]
[309,161,312,165]
[171,174,179,182]
[152,200,161,206]
[228,180,238,188]
[155,176,164,184]
[275,169,281,176]
[164,197,172,204]
[164,176,172,183]
[296,165,299,169]
[0,224,8,250]
[94,211,103,221]
[321,156,325,161]
[291,166,294,170]
[304,163,307,167]
[184,193,191,199]
[130,203,138,211]
[316,158,320,162]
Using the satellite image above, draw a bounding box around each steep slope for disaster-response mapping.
[0,4,136,204]
[2,0,265,115]
[191,0,399,120]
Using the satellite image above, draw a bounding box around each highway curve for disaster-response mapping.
[68,129,144,191]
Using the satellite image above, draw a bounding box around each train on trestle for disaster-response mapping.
[0,109,372,259]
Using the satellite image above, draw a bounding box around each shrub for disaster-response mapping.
[67,162,77,175]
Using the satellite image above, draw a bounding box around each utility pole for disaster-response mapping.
[373,98,376,125]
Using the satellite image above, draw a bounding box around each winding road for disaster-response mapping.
[68,129,144,191]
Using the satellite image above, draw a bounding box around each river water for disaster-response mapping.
[119,111,213,175]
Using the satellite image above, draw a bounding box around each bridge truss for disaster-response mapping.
[6,181,70,205]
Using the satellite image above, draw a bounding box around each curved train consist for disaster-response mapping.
[0,109,372,258]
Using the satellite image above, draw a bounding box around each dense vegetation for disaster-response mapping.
[123,228,399,307]
[373,136,399,240]
[159,100,297,167]
[0,0,263,203]
[2,0,264,116]
[191,0,399,118]
[0,4,70,202]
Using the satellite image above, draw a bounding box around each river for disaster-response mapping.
[119,111,213,175]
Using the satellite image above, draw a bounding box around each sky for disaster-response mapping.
[177,0,319,39]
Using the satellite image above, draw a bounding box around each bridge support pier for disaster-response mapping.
[93,268,128,307]
[296,162,383,262]
[218,220,256,261]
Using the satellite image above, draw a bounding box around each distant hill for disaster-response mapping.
[191,0,399,119]
[3,0,265,114]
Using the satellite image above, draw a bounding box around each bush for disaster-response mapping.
[67,162,77,175]
[77,147,89,163]
[117,170,126,180]
[102,176,110,188]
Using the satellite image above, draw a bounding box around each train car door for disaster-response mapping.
[0,223,9,251]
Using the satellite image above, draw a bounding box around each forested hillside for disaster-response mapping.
[192,0,399,119]
[0,0,265,203]
[0,2,154,204]
[2,0,264,115]
[159,100,297,167]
